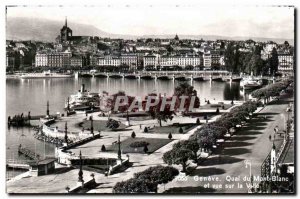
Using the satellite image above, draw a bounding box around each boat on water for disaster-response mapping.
[65,84,100,111]
[231,77,243,82]
[240,76,262,90]
[20,70,73,79]
[212,77,223,82]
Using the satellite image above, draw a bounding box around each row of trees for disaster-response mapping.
[113,166,179,193]
[251,79,293,103]
[162,100,260,173]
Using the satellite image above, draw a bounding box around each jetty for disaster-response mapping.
[18,145,40,161]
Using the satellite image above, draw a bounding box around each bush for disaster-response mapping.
[101,144,106,151]
[144,127,148,133]
[144,145,149,153]
[168,132,173,139]
[179,127,184,134]
[130,141,149,148]
[113,178,157,193]
[134,165,179,184]
[131,131,136,138]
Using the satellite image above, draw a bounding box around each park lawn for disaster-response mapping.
[150,123,197,134]
[200,103,233,110]
[110,111,152,121]
[107,137,173,154]
[79,120,127,131]
[82,165,108,174]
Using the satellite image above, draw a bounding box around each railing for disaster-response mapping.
[18,146,40,161]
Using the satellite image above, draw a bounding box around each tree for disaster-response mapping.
[173,83,200,112]
[134,166,179,187]
[101,144,106,152]
[106,91,136,113]
[224,42,236,72]
[163,148,193,173]
[168,132,173,139]
[178,127,184,134]
[284,41,289,47]
[269,47,279,75]
[214,118,234,131]
[174,140,199,162]
[131,131,136,138]
[143,145,149,153]
[196,132,216,153]
[144,127,148,133]
[145,93,174,127]
[166,45,173,53]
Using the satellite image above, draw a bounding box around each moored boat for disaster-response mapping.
[65,84,100,111]
[20,70,73,79]
[241,76,262,90]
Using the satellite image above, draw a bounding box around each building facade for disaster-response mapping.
[120,54,138,69]
[36,51,71,67]
[159,55,201,68]
[211,50,220,68]
[35,52,48,67]
[203,53,212,68]
[278,53,293,73]
[143,54,158,68]
[97,55,121,67]
[70,56,83,67]
[6,53,16,68]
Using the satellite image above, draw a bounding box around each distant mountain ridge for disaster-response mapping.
[6,17,294,44]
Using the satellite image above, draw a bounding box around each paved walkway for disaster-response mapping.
[162,93,293,193]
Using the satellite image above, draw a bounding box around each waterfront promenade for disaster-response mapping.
[6,91,293,193]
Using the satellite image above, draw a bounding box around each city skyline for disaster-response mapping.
[6,5,294,40]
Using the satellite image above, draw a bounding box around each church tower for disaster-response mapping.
[60,17,73,43]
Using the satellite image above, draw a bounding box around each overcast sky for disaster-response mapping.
[6,5,294,39]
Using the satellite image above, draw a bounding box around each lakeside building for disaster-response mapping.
[70,55,84,67]
[143,54,159,69]
[6,52,16,68]
[203,53,212,68]
[47,51,72,67]
[97,55,121,67]
[35,50,72,67]
[35,52,48,67]
[211,50,221,68]
[159,54,201,68]
[120,54,138,69]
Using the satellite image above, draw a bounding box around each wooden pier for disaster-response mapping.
[18,145,40,161]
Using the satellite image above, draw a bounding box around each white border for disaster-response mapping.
[1,0,299,198]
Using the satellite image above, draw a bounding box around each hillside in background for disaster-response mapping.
[6,17,294,44]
